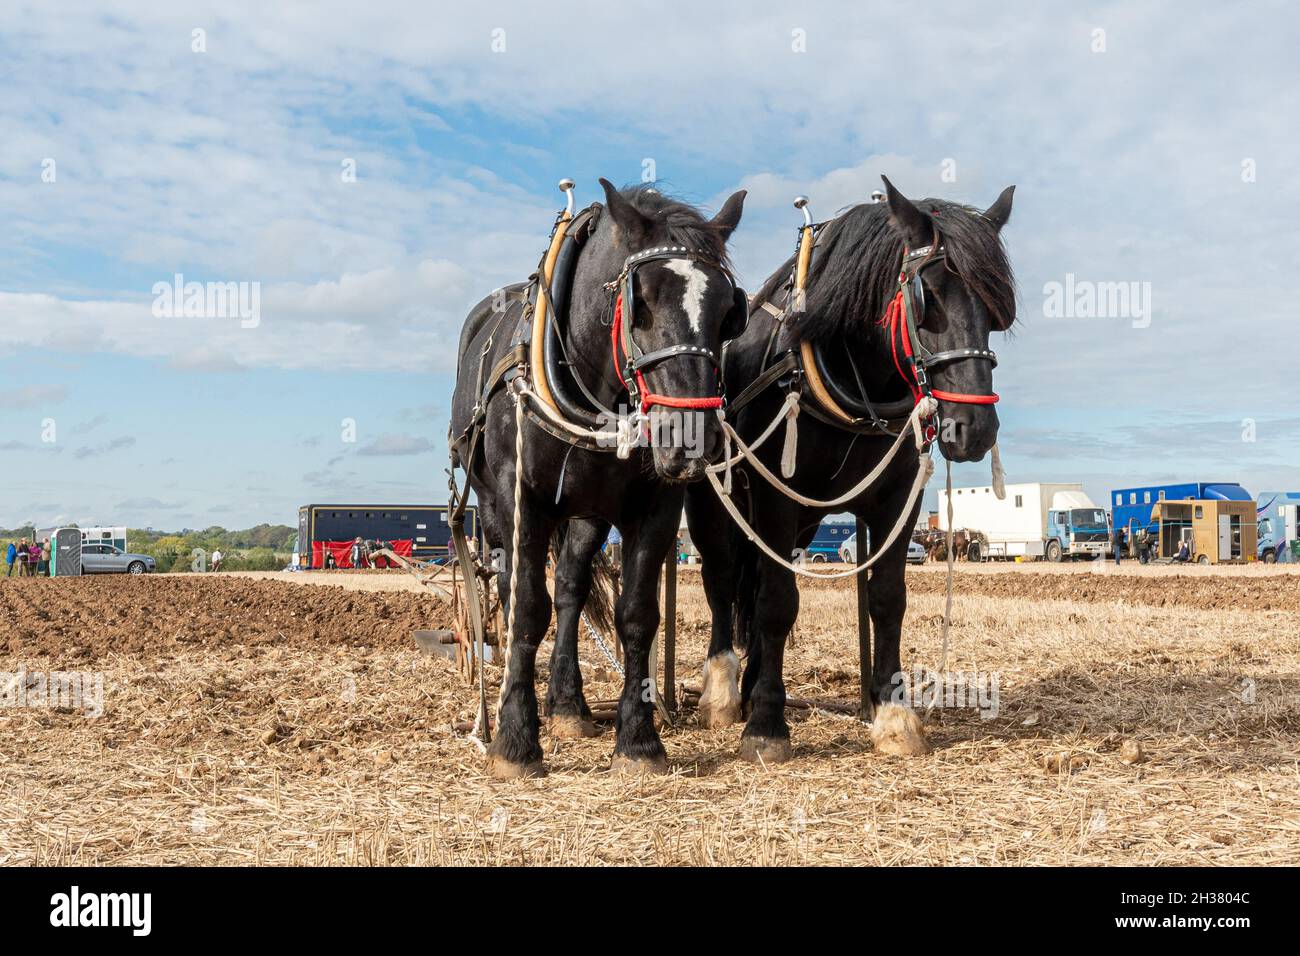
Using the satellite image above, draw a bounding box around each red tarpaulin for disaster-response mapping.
[371,539,413,568]
[310,539,413,569]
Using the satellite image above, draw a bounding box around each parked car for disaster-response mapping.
[837,533,927,565]
[807,520,855,562]
[80,543,156,575]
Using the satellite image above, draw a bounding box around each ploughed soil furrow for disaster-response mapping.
[2,570,1298,865]
[800,569,1300,612]
[3,568,1298,667]
[0,577,453,660]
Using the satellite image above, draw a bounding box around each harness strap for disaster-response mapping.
[480,344,528,410]
[633,343,718,371]
[727,350,798,416]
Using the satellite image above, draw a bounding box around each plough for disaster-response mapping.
[407,537,678,733]
[378,544,503,690]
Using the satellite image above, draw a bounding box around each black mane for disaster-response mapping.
[757,199,1015,343]
[619,185,733,270]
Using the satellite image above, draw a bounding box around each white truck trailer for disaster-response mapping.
[937,482,1111,561]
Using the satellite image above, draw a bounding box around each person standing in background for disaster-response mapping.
[211,548,223,572]
[39,538,51,576]
[4,540,14,577]
[16,539,30,576]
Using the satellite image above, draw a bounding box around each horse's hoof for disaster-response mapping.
[870,703,930,757]
[549,714,600,739]
[697,651,743,729]
[486,754,546,779]
[739,735,792,765]
[698,700,743,729]
[610,753,669,775]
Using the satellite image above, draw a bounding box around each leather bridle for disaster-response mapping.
[608,245,732,413]
[882,242,1000,409]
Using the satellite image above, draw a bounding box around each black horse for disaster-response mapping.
[682,176,1017,762]
[449,180,747,778]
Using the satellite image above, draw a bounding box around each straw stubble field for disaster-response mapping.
[1,565,1298,865]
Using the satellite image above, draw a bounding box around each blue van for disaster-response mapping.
[806,520,855,562]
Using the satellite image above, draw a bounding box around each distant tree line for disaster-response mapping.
[1,523,297,573]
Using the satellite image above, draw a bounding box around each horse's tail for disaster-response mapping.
[584,544,618,637]
[731,533,762,705]
[550,521,618,636]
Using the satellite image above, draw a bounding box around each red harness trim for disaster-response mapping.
[879,287,999,407]
[612,294,724,413]
[930,388,999,405]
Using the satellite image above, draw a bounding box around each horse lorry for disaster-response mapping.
[937,482,1110,562]
[1255,491,1300,563]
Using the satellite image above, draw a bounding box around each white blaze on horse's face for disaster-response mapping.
[663,259,709,334]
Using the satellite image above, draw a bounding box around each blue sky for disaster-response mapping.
[2,1,1298,530]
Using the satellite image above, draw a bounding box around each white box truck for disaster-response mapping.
[937,482,1111,561]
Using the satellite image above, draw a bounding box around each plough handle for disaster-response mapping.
[450,510,491,743]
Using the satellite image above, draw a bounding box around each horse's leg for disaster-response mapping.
[685,486,742,728]
[738,503,800,764]
[864,487,930,757]
[484,481,557,779]
[546,518,610,739]
[609,489,680,774]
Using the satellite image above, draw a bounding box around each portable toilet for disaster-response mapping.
[51,528,83,576]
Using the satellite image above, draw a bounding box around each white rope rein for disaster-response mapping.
[702,396,937,580]
[707,454,933,579]
[711,396,937,510]
[941,458,954,670]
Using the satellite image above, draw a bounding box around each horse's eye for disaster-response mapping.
[917,277,949,332]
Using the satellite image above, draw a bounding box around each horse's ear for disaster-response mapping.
[599,178,652,246]
[881,175,931,248]
[983,185,1015,231]
[708,190,747,241]
[722,287,750,340]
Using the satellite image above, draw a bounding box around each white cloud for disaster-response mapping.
[0,384,67,408]
[73,436,137,459]
[70,413,110,434]
[1,0,1298,527]
[117,496,185,511]
[357,432,436,456]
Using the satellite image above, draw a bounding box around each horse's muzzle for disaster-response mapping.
[938,403,999,463]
